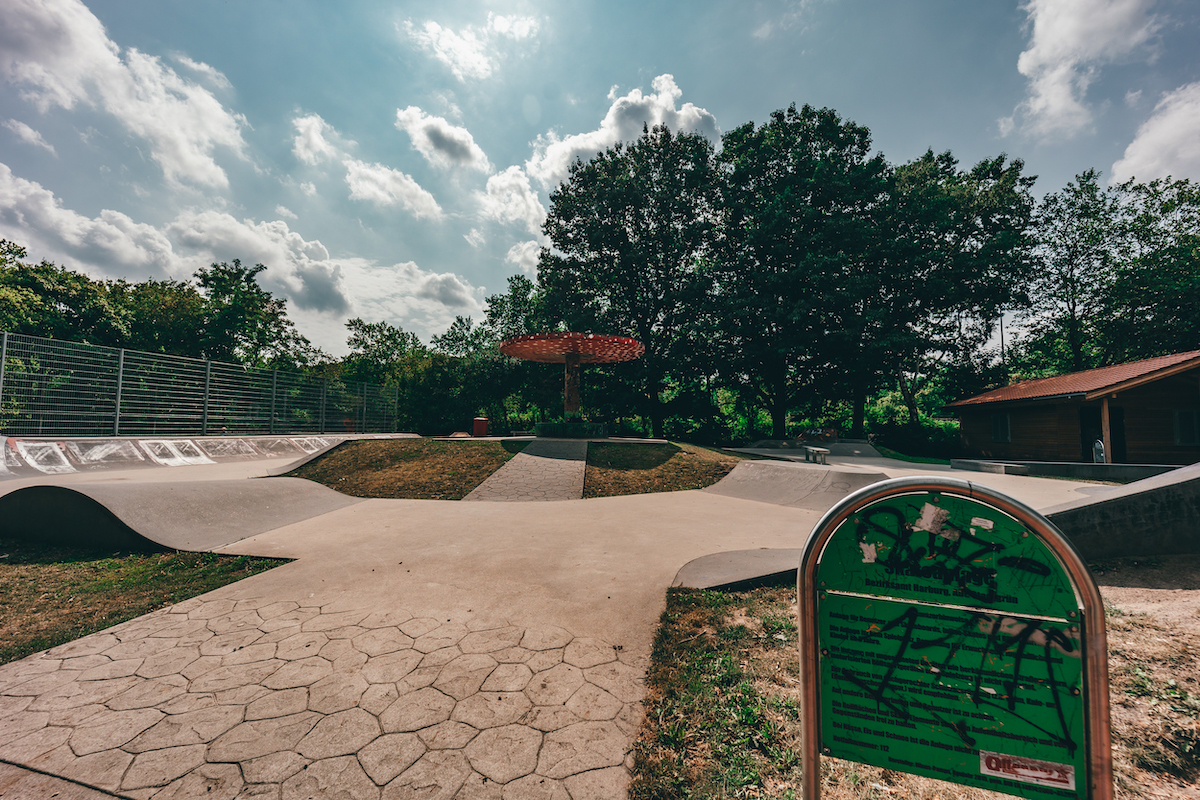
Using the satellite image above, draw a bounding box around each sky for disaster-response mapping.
[2,0,1198,356]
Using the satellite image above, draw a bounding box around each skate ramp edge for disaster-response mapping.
[0,479,363,552]
[704,460,889,510]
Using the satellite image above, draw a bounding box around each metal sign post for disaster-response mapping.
[798,476,1111,800]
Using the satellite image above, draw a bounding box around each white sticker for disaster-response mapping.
[980,751,1074,790]
[970,516,995,530]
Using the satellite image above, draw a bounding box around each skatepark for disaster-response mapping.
[0,435,1197,798]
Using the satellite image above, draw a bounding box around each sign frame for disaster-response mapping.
[797,476,1111,800]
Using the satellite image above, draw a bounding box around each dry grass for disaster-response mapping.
[285,438,528,499]
[584,442,755,498]
[633,585,1200,800]
[0,538,285,666]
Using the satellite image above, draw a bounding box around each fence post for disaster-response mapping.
[113,348,125,436]
[270,370,278,435]
[361,383,367,433]
[201,361,211,436]
[320,379,327,434]
[393,385,399,433]
[0,331,8,414]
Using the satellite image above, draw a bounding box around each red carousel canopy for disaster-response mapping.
[499,332,644,364]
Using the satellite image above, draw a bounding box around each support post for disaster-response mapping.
[113,349,125,436]
[1101,395,1113,464]
[201,361,211,436]
[563,353,582,418]
[320,379,327,434]
[270,369,278,435]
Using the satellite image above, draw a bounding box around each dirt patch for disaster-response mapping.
[0,538,285,666]
[634,564,1200,799]
[584,442,756,498]
[285,438,527,499]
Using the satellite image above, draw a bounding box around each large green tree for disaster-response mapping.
[537,124,720,437]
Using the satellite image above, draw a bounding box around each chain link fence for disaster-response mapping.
[0,331,398,437]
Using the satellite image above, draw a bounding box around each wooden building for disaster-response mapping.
[945,350,1200,465]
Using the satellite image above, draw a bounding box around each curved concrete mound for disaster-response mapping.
[0,478,363,552]
[703,460,889,510]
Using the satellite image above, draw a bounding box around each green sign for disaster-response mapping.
[816,489,1088,798]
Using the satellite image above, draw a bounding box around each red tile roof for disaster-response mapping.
[945,349,1200,408]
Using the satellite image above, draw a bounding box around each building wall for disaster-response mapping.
[959,404,1074,461]
[1117,372,1200,464]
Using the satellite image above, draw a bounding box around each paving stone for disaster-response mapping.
[519,627,573,652]
[352,628,414,657]
[151,618,213,644]
[320,638,369,673]
[126,704,245,752]
[524,649,563,674]
[59,654,114,672]
[379,688,454,733]
[68,707,162,755]
[457,627,522,654]
[359,609,412,629]
[47,634,120,660]
[418,646,461,668]
[326,625,368,640]
[236,781,282,799]
[103,636,179,662]
[262,657,331,690]
[490,647,532,664]
[562,639,616,669]
[179,655,224,680]
[297,707,380,759]
[111,613,187,641]
[107,675,187,711]
[188,599,238,620]
[157,691,217,715]
[416,720,477,750]
[217,684,271,707]
[396,666,441,693]
[5,670,84,697]
[206,610,264,635]
[223,643,279,667]
[257,601,301,621]
[583,661,644,703]
[452,692,531,729]
[302,610,370,633]
[202,630,267,658]
[190,660,284,693]
[565,683,622,721]
[261,610,319,634]
[275,632,328,661]
[455,772,502,800]
[463,725,541,784]
[521,707,580,732]
[381,750,470,800]
[479,664,532,693]
[151,762,243,800]
[46,704,106,728]
[207,711,321,762]
[397,618,440,639]
[563,766,629,800]
[499,774,570,800]
[246,688,309,721]
[0,695,34,719]
[51,745,133,792]
[0,710,50,746]
[362,650,423,684]
[241,750,310,784]
[0,725,71,763]
[356,733,425,785]
[122,744,207,789]
[28,677,139,711]
[537,721,627,779]
[360,684,399,716]
[413,623,469,654]
[307,672,369,714]
[524,663,584,707]
[282,754,379,800]
[137,646,202,679]
[433,655,496,701]
[614,700,645,737]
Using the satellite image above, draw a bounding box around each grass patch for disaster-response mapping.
[286,438,528,499]
[0,538,285,666]
[874,445,951,465]
[634,586,1200,799]
[584,442,754,498]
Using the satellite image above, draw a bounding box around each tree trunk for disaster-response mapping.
[851,377,867,439]
[897,372,921,427]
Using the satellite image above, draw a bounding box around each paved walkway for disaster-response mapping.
[0,453,1107,799]
[463,440,588,502]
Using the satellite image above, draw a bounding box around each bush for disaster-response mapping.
[868,419,960,459]
[535,421,608,438]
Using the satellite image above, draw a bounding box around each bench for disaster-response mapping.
[804,445,830,465]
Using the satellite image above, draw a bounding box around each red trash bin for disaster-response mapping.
[472,417,489,437]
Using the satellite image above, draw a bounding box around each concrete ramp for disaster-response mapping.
[703,460,889,510]
[0,478,363,552]
[1045,461,1200,559]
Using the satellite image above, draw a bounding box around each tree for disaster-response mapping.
[106,278,206,357]
[341,317,424,385]
[537,124,720,437]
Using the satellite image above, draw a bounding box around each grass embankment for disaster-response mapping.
[584,442,756,498]
[286,438,528,499]
[0,539,285,666]
[874,445,951,465]
[633,580,1200,799]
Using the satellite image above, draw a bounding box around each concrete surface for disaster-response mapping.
[463,439,588,502]
[703,461,888,509]
[672,548,805,591]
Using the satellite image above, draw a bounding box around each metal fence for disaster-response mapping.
[0,331,398,437]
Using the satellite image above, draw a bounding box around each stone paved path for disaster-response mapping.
[463,440,588,502]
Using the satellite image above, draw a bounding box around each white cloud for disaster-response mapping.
[464,228,485,247]
[335,259,484,347]
[4,119,56,154]
[1111,82,1200,182]
[526,74,719,188]
[478,166,545,235]
[402,14,540,82]
[171,54,231,89]
[752,0,820,39]
[292,113,345,165]
[343,158,442,218]
[275,205,297,220]
[505,240,543,275]
[300,182,317,197]
[395,106,490,171]
[0,0,248,187]
[1003,0,1160,139]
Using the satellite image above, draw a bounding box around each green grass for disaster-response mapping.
[874,445,951,464]
[0,538,288,666]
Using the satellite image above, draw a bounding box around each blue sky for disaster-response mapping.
[2,0,1198,355]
